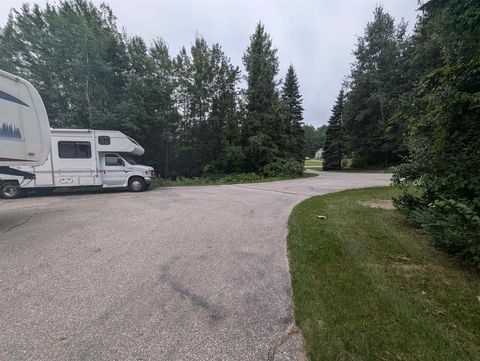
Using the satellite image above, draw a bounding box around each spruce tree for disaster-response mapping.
[242,22,283,172]
[322,89,344,170]
[281,65,304,161]
[343,6,408,167]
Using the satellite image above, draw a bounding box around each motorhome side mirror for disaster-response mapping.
[118,159,125,166]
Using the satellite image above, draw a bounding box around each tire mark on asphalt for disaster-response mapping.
[4,211,36,233]
[160,262,225,321]
[226,184,307,197]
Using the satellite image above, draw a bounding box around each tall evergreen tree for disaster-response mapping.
[242,22,284,172]
[207,44,243,173]
[323,89,345,170]
[281,65,304,161]
[343,6,408,167]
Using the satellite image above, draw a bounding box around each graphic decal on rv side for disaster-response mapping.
[0,90,29,107]
[0,122,23,140]
[0,90,28,140]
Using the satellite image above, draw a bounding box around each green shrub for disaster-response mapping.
[262,159,303,178]
[414,200,480,267]
[392,192,426,220]
[152,169,306,188]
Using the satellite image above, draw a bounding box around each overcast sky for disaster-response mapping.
[0,0,420,126]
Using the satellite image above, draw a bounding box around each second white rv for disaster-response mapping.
[0,69,51,176]
[1,128,154,198]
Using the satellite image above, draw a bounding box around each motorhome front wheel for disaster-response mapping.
[129,177,146,192]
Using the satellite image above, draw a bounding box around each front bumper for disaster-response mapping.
[144,171,155,185]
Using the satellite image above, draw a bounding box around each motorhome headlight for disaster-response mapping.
[144,170,152,177]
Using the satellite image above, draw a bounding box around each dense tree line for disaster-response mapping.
[343,7,410,168]
[394,0,480,268]
[322,6,410,170]
[322,1,480,267]
[0,0,304,178]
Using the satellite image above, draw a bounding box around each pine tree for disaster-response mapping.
[343,6,408,167]
[242,22,283,172]
[322,89,344,170]
[281,65,304,161]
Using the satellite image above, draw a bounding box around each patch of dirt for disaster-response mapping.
[358,199,395,210]
[268,324,307,361]
[391,262,425,272]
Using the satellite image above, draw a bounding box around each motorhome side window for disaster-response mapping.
[105,154,124,166]
[58,141,92,158]
[98,136,110,145]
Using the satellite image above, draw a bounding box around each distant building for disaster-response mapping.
[315,148,323,159]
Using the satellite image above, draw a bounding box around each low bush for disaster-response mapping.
[394,194,480,268]
[152,169,309,188]
[262,159,303,178]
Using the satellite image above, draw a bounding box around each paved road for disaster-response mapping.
[0,171,391,361]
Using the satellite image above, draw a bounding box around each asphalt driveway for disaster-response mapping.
[0,171,391,361]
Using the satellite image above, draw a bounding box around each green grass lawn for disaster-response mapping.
[305,159,323,168]
[288,187,480,361]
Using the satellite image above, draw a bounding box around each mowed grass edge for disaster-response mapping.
[304,159,323,168]
[287,187,480,360]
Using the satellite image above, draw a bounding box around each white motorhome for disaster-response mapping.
[0,69,51,169]
[1,128,154,198]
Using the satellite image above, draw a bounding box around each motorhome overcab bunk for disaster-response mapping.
[0,69,51,175]
[1,129,154,198]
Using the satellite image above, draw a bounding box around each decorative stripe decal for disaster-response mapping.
[0,157,31,161]
[0,90,29,107]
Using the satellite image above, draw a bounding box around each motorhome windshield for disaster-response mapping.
[119,153,137,165]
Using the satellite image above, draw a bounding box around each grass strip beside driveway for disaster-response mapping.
[288,187,480,361]
[304,159,323,169]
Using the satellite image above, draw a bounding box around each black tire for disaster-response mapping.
[128,177,146,192]
[1,183,23,199]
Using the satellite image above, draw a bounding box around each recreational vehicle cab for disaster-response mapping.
[1,129,154,198]
[0,69,51,172]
